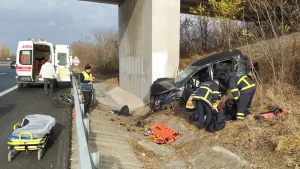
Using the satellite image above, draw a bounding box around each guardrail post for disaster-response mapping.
[83,118,89,142]
[90,152,99,169]
[79,95,82,103]
[80,104,85,116]
[92,89,96,106]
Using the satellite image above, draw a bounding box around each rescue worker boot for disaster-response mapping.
[237,88,255,120]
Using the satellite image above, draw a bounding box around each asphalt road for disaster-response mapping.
[0,66,72,169]
[0,66,17,93]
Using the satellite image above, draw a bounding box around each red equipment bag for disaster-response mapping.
[144,123,181,144]
[254,108,289,120]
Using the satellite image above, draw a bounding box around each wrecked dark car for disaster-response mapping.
[150,49,258,114]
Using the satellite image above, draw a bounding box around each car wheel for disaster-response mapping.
[55,81,59,88]
[171,99,185,115]
[149,96,158,111]
[17,82,23,89]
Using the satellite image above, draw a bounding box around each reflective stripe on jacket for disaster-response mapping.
[186,94,196,109]
[228,72,256,100]
[190,81,220,108]
[81,71,93,91]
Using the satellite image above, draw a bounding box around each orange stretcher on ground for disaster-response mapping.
[144,123,181,144]
[254,108,289,120]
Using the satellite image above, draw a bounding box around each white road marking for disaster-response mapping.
[0,85,17,97]
[0,73,7,75]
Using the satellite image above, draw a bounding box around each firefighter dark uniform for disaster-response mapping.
[186,93,198,122]
[228,72,256,120]
[188,81,220,129]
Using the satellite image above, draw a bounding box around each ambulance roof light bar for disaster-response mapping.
[28,38,46,42]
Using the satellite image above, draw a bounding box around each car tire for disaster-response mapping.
[149,96,158,111]
[171,99,185,115]
[17,83,23,89]
[8,150,12,162]
[58,93,74,108]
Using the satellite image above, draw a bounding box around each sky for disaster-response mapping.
[0,0,118,54]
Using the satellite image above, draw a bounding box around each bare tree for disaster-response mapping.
[0,44,10,61]
[71,28,119,74]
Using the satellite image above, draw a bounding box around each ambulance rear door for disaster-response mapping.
[16,41,34,82]
[54,45,71,82]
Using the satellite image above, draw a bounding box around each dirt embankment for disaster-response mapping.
[95,33,300,169]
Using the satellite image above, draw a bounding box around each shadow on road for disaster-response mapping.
[0,104,16,117]
[24,82,71,88]
[42,123,64,157]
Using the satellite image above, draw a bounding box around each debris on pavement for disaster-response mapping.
[108,110,118,114]
[52,93,74,108]
[130,121,143,127]
[108,105,131,116]
[119,105,131,116]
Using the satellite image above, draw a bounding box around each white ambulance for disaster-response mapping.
[16,39,71,88]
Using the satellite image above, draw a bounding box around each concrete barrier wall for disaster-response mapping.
[119,0,180,103]
[119,0,152,102]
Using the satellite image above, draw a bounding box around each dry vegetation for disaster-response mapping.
[71,29,120,87]
[0,44,10,61]
[72,0,300,168]
[71,28,119,74]
[174,39,300,168]
[181,0,300,168]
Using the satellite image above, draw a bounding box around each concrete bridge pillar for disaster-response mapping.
[119,0,180,102]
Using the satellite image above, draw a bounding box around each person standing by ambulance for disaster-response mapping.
[39,59,56,95]
[80,64,95,116]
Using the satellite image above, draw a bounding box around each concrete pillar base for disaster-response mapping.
[119,0,180,102]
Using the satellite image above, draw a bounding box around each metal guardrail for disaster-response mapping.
[72,76,99,169]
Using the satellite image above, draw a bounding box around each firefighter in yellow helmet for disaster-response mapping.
[80,64,95,116]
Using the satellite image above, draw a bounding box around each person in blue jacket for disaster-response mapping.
[80,64,95,116]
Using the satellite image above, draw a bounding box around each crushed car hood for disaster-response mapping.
[151,78,177,95]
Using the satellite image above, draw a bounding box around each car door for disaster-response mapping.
[16,41,34,82]
[54,45,70,82]
[183,66,211,101]
[211,59,235,93]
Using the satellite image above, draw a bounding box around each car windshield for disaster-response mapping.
[174,66,195,87]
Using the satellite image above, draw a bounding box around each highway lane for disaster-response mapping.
[0,66,17,93]
[0,66,72,169]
